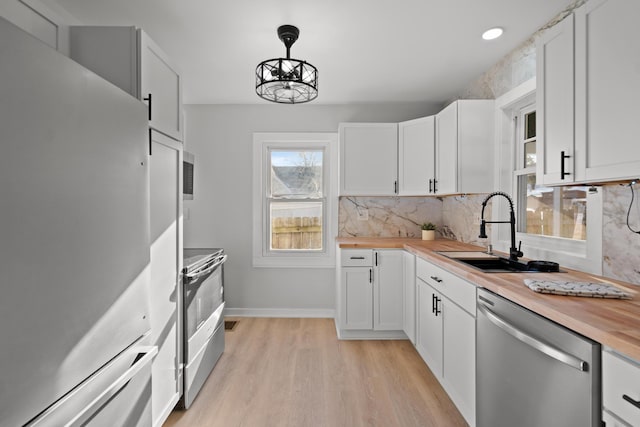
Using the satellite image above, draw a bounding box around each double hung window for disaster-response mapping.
[252,133,337,267]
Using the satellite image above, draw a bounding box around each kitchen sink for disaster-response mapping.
[437,251,563,273]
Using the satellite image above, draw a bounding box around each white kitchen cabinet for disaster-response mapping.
[416,277,443,375]
[70,26,183,141]
[403,251,416,345]
[149,130,183,426]
[574,0,640,182]
[415,257,476,426]
[434,100,494,195]
[602,349,640,426]
[536,14,575,185]
[337,248,405,338]
[373,250,404,331]
[398,116,435,195]
[339,123,398,195]
[538,0,640,186]
[341,266,374,330]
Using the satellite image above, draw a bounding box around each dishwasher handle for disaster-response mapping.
[186,254,227,282]
[477,302,588,372]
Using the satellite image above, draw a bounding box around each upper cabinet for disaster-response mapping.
[435,100,495,195]
[537,15,575,185]
[70,26,183,141]
[537,0,640,185]
[339,123,398,195]
[398,116,435,195]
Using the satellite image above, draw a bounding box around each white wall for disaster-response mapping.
[183,103,439,314]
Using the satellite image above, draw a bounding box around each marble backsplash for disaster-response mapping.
[338,186,640,285]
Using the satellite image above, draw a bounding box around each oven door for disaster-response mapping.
[184,254,226,344]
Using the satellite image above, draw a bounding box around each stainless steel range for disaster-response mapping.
[181,248,227,408]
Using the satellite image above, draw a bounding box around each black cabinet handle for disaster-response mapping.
[623,394,640,410]
[349,256,365,260]
[560,151,571,180]
[430,275,443,283]
[394,180,398,194]
[429,179,433,193]
[434,296,442,316]
[432,293,436,314]
[433,179,438,193]
[369,269,372,283]
[143,93,152,120]
[375,252,378,266]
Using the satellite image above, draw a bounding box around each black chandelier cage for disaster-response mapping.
[256,25,318,104]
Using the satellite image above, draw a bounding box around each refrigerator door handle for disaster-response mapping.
[28,346,158,427]
[478,302,587,372]
[67,347,157,427]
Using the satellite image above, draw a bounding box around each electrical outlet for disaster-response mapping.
[357,208,369,221]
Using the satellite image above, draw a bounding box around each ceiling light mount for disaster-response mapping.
[482,27,504,40]
[256,25,318,104]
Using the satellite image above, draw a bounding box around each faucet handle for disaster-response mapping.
[517,241,523,258]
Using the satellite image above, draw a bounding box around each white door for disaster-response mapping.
[398,116,435,195]
[442,298,476,426]
[536,15,575,185]
[149,130,182,425]
[139,30,183,141]
[575,0,640,182]
[435,102,458,194]
[339,123,398,195]
[416,278,443,377]
[341,267,373,329]
[373,250,404,331]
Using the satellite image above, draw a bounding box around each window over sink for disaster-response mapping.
[494,79,602,274]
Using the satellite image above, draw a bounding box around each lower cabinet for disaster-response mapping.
[337,248,404,338]
[415,257,476,427]
[602,349,640,426]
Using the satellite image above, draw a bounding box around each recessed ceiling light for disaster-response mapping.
[482,27,504,40]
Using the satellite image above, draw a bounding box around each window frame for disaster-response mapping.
[493,78,603,274]
[252,132,338,268]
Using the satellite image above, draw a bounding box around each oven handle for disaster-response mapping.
[477,301,588,372]
[186,254,227,282]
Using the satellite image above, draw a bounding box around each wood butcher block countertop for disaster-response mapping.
[337,237,640,361]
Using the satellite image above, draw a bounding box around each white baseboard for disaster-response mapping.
[224,307,335,318]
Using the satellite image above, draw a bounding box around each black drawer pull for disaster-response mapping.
[350,256,365,260]
[623,394,640,410]
[430,275,443,283]
[560,150,571,180]
[434,296,442,316]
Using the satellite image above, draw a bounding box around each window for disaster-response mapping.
[253,133,337,267]
[513,106,588,241]
[494,79,602,274]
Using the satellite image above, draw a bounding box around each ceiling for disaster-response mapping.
[47,0,573,105]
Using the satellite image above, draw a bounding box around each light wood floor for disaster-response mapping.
[164,318,467,427]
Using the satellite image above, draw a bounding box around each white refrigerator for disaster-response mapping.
[0,17,155,427]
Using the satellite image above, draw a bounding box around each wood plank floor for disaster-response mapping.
[164,318,467,427]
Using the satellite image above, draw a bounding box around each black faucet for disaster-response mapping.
[478,191,523,261]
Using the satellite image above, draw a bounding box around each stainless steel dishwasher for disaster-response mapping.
[476,288,601,427]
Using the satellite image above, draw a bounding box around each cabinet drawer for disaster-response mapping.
[416,257,476,316]
[341,249,373,267]
[603,350,640,426]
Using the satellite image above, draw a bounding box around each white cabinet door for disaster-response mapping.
[575,0,640,182]
[373,250,404,331]
[537,14,575,185]
[341,267,373,330]
[435,102,458,195]
[398,116,435,195]
[339,123,398,195]
[442,298,476,426]
[456,100,494,194]
[139,30,183,141]
[403,251,416,345]
[416,277,443,377]
[70,26,183,142]
[149,130,182,426]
